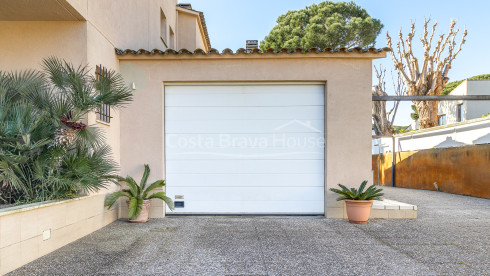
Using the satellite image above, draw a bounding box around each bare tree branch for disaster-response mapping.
[372,65,406,136]
[386,19,467,129]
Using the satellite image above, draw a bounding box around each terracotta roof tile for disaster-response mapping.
[198,11,211,50]
[115,47,391,56]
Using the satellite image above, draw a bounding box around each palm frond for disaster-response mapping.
[60,144,118,194]
[139,164,150,192]
[92,69,133,108]
[104,191,130,209]
[148,192,175,210]
[128,197,143,219]
[142,180,165,199]
[47,92,74,123]
[0,161,26,193]
[74,125,105,149]
[357,180,368,196]
[124,176,140,198]
[42,57,69,90]
[2,70,45,102]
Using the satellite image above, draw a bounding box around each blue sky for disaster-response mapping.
[181,0,490,126]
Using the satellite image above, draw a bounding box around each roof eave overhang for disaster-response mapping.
[116,47,389,60]
[176,6,200,16]
[0,0,85,21]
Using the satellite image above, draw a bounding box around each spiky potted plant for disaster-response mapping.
[329,181,383,224]
[104,164,174,223]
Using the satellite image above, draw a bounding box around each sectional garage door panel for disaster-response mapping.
[165,84,325,214]
[165,119,324,134]
[166,159,324,174]
[176,200,323,214]
[164,173,324,187]
[165,85,324,107]
[165,106,324,120]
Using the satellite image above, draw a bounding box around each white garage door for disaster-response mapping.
[165,83,324,214]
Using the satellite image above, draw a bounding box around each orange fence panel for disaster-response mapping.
[373,144,490,199]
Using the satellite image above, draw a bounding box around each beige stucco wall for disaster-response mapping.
[85,22,122,192]
[0,21,87,70]
[118,54,383,218]
[0,195,117,275]
[0,0,206,70]
[0,0,207,51]
[195,18,206,50]
[61,0,203,51]
[81,0,177,51]
[177,12,197,50]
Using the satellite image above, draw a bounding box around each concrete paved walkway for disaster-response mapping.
[9,187,490,275]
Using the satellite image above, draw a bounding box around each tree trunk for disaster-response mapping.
[415,101,439,129]
[372,86,394,136]
[52,124,77,147]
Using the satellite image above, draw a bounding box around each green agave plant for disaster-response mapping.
[329,180,383,201]
[104,164,175,219]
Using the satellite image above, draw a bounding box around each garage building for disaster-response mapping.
[117,48,387,217]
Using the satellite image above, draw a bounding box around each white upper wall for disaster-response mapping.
[373,117,490,154]
[438,80,490,124]
[466,80,490,120]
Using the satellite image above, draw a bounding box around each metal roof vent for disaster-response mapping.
[246,40,258,53]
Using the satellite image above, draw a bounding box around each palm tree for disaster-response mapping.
[41,57,133,147]
[0,57,133,204]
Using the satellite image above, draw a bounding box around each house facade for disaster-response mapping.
[438,79,490,125]
[0,0,386,218]
[0,1,392,272]
[0,0,208,192]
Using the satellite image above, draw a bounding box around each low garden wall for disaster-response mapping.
[372,144,490,199]
[0,194,117,275]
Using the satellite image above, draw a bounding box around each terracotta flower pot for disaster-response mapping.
[126,199,151,223]
[344,200,373,224]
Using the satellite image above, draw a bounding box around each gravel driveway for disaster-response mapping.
[9,187,490,275]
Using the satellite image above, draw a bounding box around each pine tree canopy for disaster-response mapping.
[260,1,383,51]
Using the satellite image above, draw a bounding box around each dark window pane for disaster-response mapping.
[457,104,463,122]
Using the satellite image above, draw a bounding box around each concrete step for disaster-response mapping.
[370,199,417,219]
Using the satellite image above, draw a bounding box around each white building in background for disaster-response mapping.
[372,117,490,154]
[438,79,490,125]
